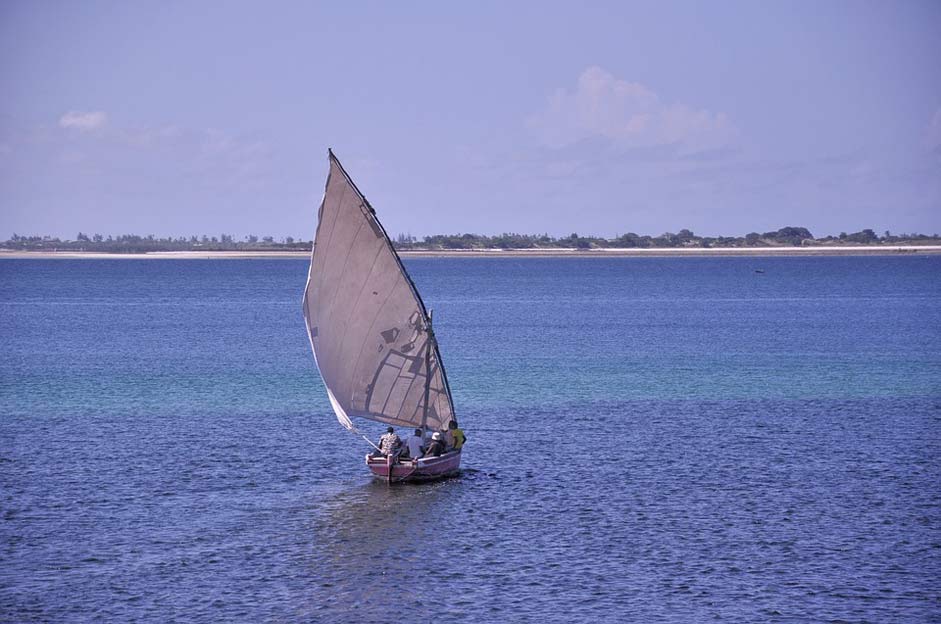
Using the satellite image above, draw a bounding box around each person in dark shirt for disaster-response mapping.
[422,431,445,458]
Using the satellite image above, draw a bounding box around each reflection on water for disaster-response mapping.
[305,479,463,618]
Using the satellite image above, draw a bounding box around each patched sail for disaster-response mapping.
[303,150,455,433]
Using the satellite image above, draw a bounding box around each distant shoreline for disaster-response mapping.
[2,246,940,259]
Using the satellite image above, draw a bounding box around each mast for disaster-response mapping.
[421,312,433,432]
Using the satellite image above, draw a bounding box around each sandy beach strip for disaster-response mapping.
[1,246,939,260]
[398,245,941,258]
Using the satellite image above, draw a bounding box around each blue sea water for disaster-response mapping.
[1,255,939,623]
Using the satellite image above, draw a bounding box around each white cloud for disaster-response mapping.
[927,107,941,152]
[526,66,738,153]
[59,110,108,131]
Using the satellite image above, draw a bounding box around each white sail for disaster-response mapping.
[303,151,455,433]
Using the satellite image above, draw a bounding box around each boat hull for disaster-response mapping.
[365,449,462,483]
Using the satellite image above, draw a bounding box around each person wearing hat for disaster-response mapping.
[422,431,445,458]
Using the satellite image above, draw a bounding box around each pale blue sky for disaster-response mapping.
[2,0,939,239]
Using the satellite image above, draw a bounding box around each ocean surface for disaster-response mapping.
[1,255,939,623]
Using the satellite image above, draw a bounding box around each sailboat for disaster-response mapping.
[302,150,462,483]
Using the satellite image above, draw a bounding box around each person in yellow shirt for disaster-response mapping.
[448,420,466,450]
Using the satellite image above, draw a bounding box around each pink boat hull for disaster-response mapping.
[366,449,462,483]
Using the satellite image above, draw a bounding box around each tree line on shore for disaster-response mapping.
[3,227,939,253]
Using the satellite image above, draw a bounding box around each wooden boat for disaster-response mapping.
[302,150,462,483]
[365,449,462,483]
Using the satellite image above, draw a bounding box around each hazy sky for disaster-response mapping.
[2,0,939,240]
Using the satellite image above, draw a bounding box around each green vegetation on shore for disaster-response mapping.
[3,227,939,254]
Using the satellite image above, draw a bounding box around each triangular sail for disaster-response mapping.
[303,151,455,433]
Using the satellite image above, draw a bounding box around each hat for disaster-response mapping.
[432,432,442,440]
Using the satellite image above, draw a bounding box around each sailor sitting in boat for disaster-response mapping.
[448,420,466,450]
[372,426,402,458]
[435,421,466,452]
[401,428,425,460]
[422,432,446,458]
[440,425,454,449]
